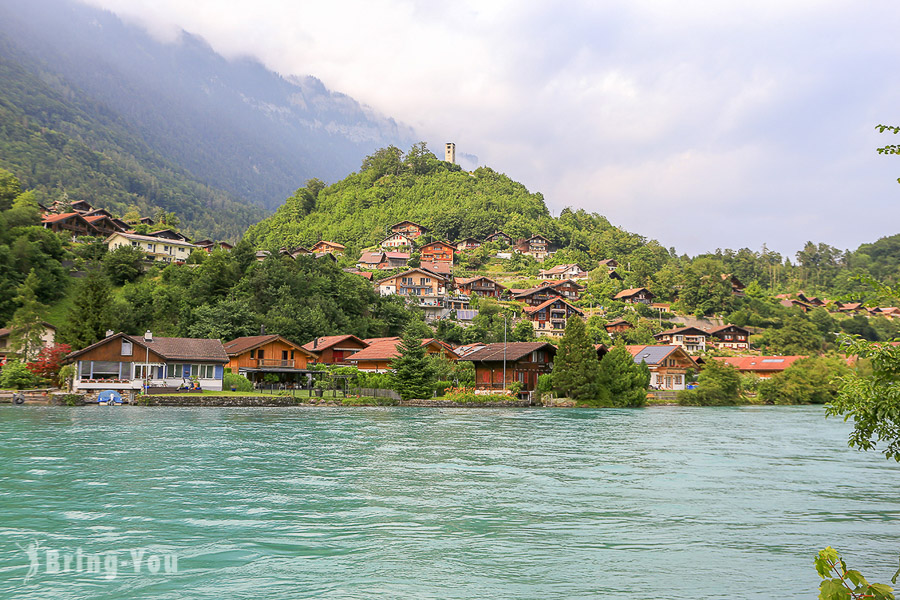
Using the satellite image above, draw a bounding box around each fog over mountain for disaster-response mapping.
[0,0,416,210]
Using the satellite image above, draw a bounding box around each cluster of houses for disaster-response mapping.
[40,199,232,262]
[776,292,900,318]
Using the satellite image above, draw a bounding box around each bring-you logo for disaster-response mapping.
[18,540,178,582]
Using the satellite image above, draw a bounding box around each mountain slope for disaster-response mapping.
[0,34,265,240]
[0,0,416,210]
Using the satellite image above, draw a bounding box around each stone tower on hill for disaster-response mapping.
[445,142,456,164]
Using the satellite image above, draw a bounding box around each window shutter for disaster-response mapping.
[215,365,223,379]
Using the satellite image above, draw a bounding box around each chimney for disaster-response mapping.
[260,325,266,336]
[105,330,114,337]
[314,338,318,349]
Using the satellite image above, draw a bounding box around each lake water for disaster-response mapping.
[0,405,898,599]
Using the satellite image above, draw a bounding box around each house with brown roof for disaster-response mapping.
[453,276,506,298]
[375,267,452,320]
[615,287,655,304]
[515,235,553,261]
[348,337,458,372]
[542,279,584,301]
[67,332,228,393]
[707,324,750,350]
[455,237,482,252]
[653,326,709,353]
[524,297,584,336]
[147,229,191,242]
[420,240,455,264]
[358,252,387,270]
[722,274,746,296]
[311,241,345,255]
[301,335,369,365]
[627,345,699,390]
[598,259,619,271]
[463,341,557,393]
[389,220,429,238]
[223,334,317,384]
[604,319,634,336]
[482,231,510,246]
[84,214,126,237]
[419,261,452,277]
[511,285,565,307]
[711,355,806,379]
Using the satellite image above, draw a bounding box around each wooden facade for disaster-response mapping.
[224,334,316,383]
[454,276,506,298]
[389,221,428,238]
[311,241,345,255]
[524,297,584,335]
[420,241,455,264]
[707,324,750,350]
[302,335,369,365]
[464,342,557,392]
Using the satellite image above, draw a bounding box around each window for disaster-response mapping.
[121,340,133,356]
[675,375,683,385]
[282,350,288,360]
[258,349,264,360]
[250,349,255,359]
[199,364,216,379]
[656,374,663,385]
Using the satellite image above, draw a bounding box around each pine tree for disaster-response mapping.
[391,324,433,401]
[57,270,116,350]
[597,343,651,407]
[552,316,601,401]
[6,270,49,360]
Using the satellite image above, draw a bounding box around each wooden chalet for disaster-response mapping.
[463,342,557,392]
[515,235,553,261]
[348,337,457,373]
[84,214,126,236]
[223,334,316,384]
[453,276,506,298]
[598,259,619,271]
[70,200,94,213]
[627,345,698,390]
[376,267,449,298]
[420,240,455,264]
[301,335,369,365]
[455,237,482,252]
[485,231,512,245]
[84,208,114,219]
[139,217,155,225]
[722,274,746,296]
[615,287,655,304]
[653,326,709,354]
[541,279,583,301]
[511,285,565,307]
[42,212,96,237]
[311,240,345,255]
[707,324,750,350]
[523,297,584,336]
[67,332,228,393]
[389,220,429,238]
[604,319,634,336]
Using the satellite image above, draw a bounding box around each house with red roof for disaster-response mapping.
[348,337,457,372]
[301,335,369,365]
[711,355,806,379]
[615,287,655,304]
[42,212,97,237]
[511,285,564,307]
[311,240,345,255]
[389,220,429,238]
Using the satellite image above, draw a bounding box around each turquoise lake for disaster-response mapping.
[1,405,898,599]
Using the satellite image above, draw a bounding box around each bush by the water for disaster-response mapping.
[758,355,851,405]
[223,372,253,392]
[0,361,42,390]
[678,359,743,406]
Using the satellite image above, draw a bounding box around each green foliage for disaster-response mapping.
[390,324,434,401]
[757,355,851,405]
[57,270,117,349]
[815,546,896,600]
[678,359,743,406]
[223,372,253,392]
[596,344,651,407]
[5,270,48,359]
[443,387,519,404]
[552,317,601,401]
[828,336,900,460]
[760,315,824,355]
[0,360,42,389]
[102,245,146,285]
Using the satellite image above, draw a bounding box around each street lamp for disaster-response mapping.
[143,330,152,395]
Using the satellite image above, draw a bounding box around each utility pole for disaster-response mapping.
[502,313,507,392]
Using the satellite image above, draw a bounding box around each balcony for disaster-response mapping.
[256,359,296,368]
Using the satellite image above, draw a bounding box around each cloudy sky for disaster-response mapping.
[83,0,900,257]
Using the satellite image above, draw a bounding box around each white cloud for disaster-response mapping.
[80,0,900,255]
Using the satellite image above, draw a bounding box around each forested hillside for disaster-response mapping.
[0,35,265,240]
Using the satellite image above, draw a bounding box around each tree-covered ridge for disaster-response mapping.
[245,144,558,252]
[0,36,266,241]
